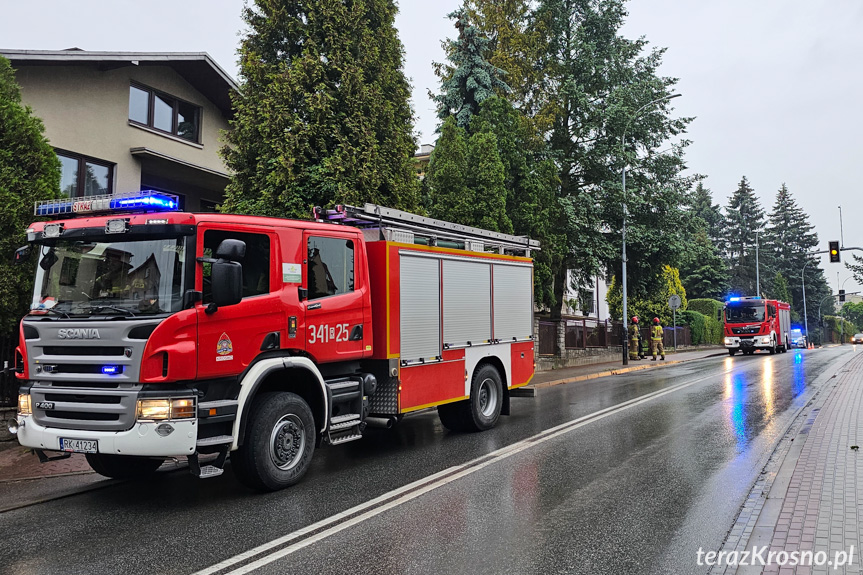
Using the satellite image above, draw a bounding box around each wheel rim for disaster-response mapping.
[477,377,499,417]
[269,414,306,471]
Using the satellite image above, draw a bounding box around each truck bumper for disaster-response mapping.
[13,415,197,457]
[724,336,773,350]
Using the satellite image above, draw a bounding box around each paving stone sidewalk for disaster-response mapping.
[726,351,863,575]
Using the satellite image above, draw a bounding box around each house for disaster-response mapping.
[0,49,237,212]
[413,143,434,179]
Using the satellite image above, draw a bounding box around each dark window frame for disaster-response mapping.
[128,82,202,144]
[55,149,114,197]
[306,235,355,301]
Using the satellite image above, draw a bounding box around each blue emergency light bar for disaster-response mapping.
[34,191,180,216]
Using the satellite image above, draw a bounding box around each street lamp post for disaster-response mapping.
[800,249,829,344]
[621,92,681,366]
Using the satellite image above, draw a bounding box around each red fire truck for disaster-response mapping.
[723,296,791,356]
[9,193,537,491]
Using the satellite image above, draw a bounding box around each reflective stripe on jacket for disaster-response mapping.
[651,325,662,341]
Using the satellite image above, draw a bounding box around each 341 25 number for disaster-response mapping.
[308,323,350,344]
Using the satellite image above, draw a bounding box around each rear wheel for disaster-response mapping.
[85,453,163,480]
[232,392,316,492]
[437,363,503,433]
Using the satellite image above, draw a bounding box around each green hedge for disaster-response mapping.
[688,298,724,344]
[688,298,724,321]
[680,310,707,345]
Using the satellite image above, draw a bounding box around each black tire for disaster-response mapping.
[769,338,776,355]
[85,453,163,480]
[231,391,316,492]
[464,363,504,432]
[728,349,736,356]
[437,402,466,432]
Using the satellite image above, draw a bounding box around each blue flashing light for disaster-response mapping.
[101,365,122,375]
[109,192,178,211]
[34,190,180,217]
[728,297,741,302]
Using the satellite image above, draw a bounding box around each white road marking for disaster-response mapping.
[194,365,731,575]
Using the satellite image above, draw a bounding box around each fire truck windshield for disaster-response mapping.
[29,237,188,317]
[725,304,765,323]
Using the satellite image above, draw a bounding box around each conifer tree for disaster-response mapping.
[0,56,60,331]
[427,117,470,222]
[723,176,766,295]
[222,0,420,218]
[432,8,511,130]
[690,182,724,244]
[763,183,829,328]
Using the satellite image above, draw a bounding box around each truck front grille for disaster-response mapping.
[30,383,140,431]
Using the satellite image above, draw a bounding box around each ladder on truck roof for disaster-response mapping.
[312,203,540,257]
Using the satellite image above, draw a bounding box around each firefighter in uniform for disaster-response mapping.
[651,317,665,361]
[628,316,641,360]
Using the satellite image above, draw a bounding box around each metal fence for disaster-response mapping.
[537,317,691,357]
[565,318,614,349]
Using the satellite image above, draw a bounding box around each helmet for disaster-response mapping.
[653,317,660,324]
[632,316,638,323]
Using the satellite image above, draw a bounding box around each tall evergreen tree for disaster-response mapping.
[0,56,61,332]
[690,182,724,244]
[763,183,830,330]
[432,8,511,130]
[723,176,766,295]
[222,0,419,218]
[426,117,470,222]
[465,130,512,233]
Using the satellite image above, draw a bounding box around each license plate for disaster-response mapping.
[59,438,98,453]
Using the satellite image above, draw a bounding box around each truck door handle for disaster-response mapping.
[349,325,363,341]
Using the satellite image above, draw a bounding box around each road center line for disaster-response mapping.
[194,364,731,575]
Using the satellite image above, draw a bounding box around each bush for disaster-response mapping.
[688,298,725,345]
[688,298,724,321]
[823,316,857,343]
[681,310,707,345]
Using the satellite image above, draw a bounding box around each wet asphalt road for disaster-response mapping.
[0,346,856,575]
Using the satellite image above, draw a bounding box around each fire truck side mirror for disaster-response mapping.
[211,261,243,308]
[12,245,31,265]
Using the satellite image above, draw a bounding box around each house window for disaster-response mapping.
[56,150,113,197]
[128,83,201,143]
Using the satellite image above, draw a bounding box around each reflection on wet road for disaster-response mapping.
[0,347,855,575]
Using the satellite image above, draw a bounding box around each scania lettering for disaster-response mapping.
[9,193,538,491]
[723,296,791,356]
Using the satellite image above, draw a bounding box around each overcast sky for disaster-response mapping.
[1,0,861,292]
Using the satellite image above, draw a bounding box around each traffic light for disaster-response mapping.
[839,289,846,302]
[829,241,841,263]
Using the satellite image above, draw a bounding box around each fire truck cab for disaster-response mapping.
[10,192,537,491]
[723,296,791,356]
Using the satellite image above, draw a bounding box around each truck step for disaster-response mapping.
[331,413,361,425]
[196,465,224,479]
[196,435,233,447]
[327,380,360,392]
[330,433,362,446]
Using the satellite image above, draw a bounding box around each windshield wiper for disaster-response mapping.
[87,304,137,317]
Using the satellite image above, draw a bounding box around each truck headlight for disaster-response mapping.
[724,338,733,345]
[17,393,31,416]
[136,397,195,421]
[761,337,771,344]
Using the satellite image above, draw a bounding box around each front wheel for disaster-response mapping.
[85,453,163,479]
[769,338,777,354]
[728,349,736,356]
[232,391,316,492]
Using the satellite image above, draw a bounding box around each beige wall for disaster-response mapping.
[12,64,229,196]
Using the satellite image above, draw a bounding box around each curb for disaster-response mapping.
[511,352,728,397]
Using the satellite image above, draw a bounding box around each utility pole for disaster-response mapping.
[755,230,760,297]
